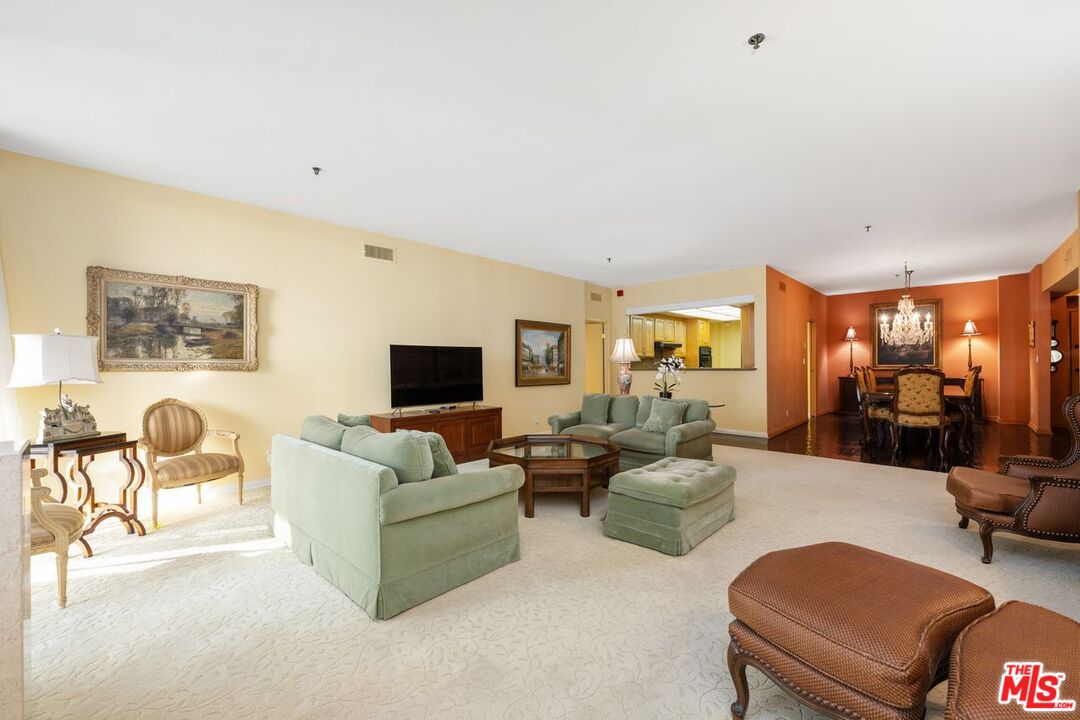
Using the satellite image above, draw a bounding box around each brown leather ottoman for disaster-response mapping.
[727,542,995,720]
[946,601,1079,719]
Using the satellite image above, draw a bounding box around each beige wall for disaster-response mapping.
[609,266,768,436]
[0,151,588,484]
[584,322,605,394]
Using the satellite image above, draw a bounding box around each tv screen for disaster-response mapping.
[389,345,484,408]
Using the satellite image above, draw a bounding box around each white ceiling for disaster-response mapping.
[2,1,1079,294]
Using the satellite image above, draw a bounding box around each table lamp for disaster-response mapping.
[960,320,981,370]
[8,329,102,442]
[609,338,640,395]
[845,326,857,376]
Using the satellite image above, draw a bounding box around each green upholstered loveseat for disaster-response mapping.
[271,416,525,619]
[548,394,716,470]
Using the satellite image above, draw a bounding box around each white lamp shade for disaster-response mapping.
[8,333,102,388]
[609,338,640,363]
[961,320,980,336]
[844,326,857,341]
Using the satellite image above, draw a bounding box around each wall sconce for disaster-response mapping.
[845,326,857,376]
[960,320,981,369]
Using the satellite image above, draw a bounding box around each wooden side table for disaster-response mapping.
[27,432,146,558]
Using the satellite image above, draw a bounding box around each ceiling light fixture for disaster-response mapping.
[748,33,765,49]
[312,167,322,176]
[879,262,933,347]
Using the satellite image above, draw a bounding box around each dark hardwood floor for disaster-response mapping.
[713,414,1070,472]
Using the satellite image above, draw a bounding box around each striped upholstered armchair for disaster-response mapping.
[139,398,245,528]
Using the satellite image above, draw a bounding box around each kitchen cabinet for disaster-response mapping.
[629,315,645,358]
[697,319,711,345]
[644,317,655,356]
[674,321,686,357]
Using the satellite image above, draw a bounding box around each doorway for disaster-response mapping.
[584,321,606,394]
[806,320,817,419]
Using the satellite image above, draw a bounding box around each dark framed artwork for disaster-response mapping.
[515,319,571,386]
[870,298,942,369]
[87,266,259,371]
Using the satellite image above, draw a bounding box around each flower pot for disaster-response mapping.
[659,391,673,399]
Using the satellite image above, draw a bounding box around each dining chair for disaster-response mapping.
[139,398,245,528]
[29,467,86,607]
[948,365,981,453]
[890,367,959,470]
[855,367,892,445]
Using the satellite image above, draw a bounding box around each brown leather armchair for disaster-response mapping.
[946,394,1080,563]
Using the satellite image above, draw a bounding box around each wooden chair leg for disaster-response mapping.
[978,522,995,564]
[958,515,970,529]
[237,473,244,506]
[727,642,751,720]
[196,483,202,504]
[891,424,901,465]
[55,547,69,609]
[152,488,159,529]
[939,428,948,471]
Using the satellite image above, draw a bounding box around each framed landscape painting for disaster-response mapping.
[87,266,259,371]
[515,319,571,386]
[870,298,942,369]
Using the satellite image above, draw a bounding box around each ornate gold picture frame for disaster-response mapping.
[869,298,942,369]
[515,319,571,386]
[87,266,258,371]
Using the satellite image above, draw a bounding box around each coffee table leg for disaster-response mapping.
[580,471,590,517]
[524,470,534,518]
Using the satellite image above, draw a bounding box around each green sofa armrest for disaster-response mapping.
[379,465,525,525]
[548,411,582,434]
[665,419,717,455]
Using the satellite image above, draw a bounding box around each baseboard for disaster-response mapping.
[768,418,809,437]
[712,428,769,439]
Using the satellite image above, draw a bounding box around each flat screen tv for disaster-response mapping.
[389,345,484,408]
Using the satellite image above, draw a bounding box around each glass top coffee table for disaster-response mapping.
[486,434,620,518]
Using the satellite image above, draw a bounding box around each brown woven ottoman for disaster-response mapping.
[946,601,1079,719]
[727,542,995,720]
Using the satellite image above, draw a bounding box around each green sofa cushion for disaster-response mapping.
[300,415,348,450]
[341,426,434,483]
[635,395,655,428]
[609,458,735,509]
[581,393,612,425]
[609,428,667,455]
[641,398,688,433]
[563,423,632,439]
[609,395,639,426]
[379,466,524,525]
[337,413,372,427]
[683,399,710,423]
[405,430,459,478]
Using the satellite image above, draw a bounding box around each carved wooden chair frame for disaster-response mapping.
[138,398,245,528]
[890,367,956,470]
[29,467,84,607]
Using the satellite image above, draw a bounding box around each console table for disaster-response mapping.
[369,406,502,463]
[27,431,146,557]
[837,374,984,420]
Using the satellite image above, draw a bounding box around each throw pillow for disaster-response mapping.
[337,413,372,427]
[300,415,348,450]
[683,399,710,423]
[405,430,459,478]
[340,426,434,483]
[641,398,688,433]
[581,393,612,425]
[635,395,655,427]
[609,395,639,426]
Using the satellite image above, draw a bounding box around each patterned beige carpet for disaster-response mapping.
[27,446,1080,719]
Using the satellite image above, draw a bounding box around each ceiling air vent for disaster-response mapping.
[363,243,395,262]
[590,292,603,302]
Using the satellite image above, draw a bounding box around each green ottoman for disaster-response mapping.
[602,457,735,555]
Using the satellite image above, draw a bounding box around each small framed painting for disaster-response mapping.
[87,266,259,371]
[870,298,942,369]
[515,319,571,386]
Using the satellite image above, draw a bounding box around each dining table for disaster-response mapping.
[866,386,975,451]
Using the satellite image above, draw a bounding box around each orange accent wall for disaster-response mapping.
[766,267,829,436]
[1029,264,1053,433]
[824,279,1001,420]
[997,273,1031,425]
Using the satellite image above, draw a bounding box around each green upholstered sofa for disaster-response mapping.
[548,394,716,470]
[271,416,525,619]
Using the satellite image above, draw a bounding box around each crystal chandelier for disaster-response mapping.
[879,263,933,347]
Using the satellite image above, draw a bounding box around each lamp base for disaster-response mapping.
[38,393,100,443]
[616,363,633,395]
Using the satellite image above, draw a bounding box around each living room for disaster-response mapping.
[2,3,1079,719]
